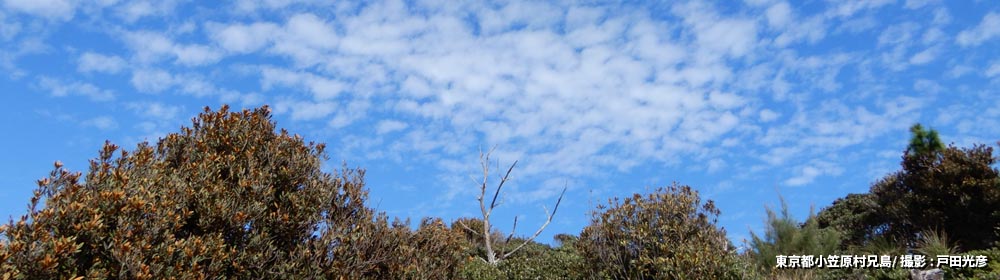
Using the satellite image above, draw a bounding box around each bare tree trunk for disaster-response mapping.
[471,147,566,265]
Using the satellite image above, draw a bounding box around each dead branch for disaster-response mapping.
[474,147,568,265]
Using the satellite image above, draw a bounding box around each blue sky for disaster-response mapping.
[2,0,999,246]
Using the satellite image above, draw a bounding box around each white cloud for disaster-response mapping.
[208,22,280,53]
[375,119,408,135]
[124,30,222,66]
[673,2,759,58]
[986,60,1000,78]
[957,12,1000,47]
[785,166,821,186]
[82,116,117,130]
[931,8,950,25]
[327,100,369,129]
[123,31,173,63]
[784,161,843,186]
[913,79,944,94]
[706,158,727,173]
[761,1,827,47]
[825,0,894,19]
[269,13,339,66]
[773,15,826,47]
[709,91,745,109]
[130,69,175,93]
[904,0,938,9]
[921,28,945,45]
[765,2,792,27]
[117,0,180,22]
[0,12,22,39]
[128,69,220,96]
[835,16,879,34]
[3,0,76,20]
[878,22,919,47]
[77,52,126,74]
[173,45,222,66]
[697,18,759,58]
[260,67,345,100]
[908,47,936,65]
[948,65,973,78]
[228,1,773,197]
[274,100,337,121]
[126,102,181,120]
[477,1,562,35]
[759,109,780,122]
[37,76,114,101]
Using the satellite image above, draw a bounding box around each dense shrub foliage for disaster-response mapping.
[457,237,587,280]
[578,183,743,279]
[0,106,461,279]
[815,193,881,250]
[871,143,1000,251]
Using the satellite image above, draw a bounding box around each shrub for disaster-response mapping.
[0,105,404,278]
[382,217,467,279]
[941,247,1000,279]
[453,221,586,280]
[871,126,1000,251]
[749,196,840,279]
[577,183,741,279]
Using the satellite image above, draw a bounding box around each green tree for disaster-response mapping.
[0,105,430,278]
[577,183,741,279]
[819,124,1000,252]
[814,193,884,250]
[873,142,1000,251]
[749,196,840,279]
[906,123,945,157]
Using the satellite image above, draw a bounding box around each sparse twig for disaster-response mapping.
[474,147,567,265]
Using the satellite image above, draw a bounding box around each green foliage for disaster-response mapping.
[814,125,1000,280]
[385,217,467,279]
[453,220,586,280]
[906,123,945,157]
[815,193,884,250]
[486,238,586,280]
[517,237,586,279]
[749,196,840,278]
[872,143,1000,251]
[914,229,958,258]
[578,183,742,279]
[815,235,909,280]
[457,259,504,280]
[941,247,1000,279]
[818,125,1000,253]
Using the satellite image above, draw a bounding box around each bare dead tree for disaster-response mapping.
[466,147,567,265]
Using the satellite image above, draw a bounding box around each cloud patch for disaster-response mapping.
[3,0,77,20]
[376,120,408,135]
[123,30,223,66]
[78,52,126,74]
[82,116,118,131]
[37,77,114,101]
[957,12,1000,47]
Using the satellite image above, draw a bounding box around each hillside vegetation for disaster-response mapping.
[2,106,997,279]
